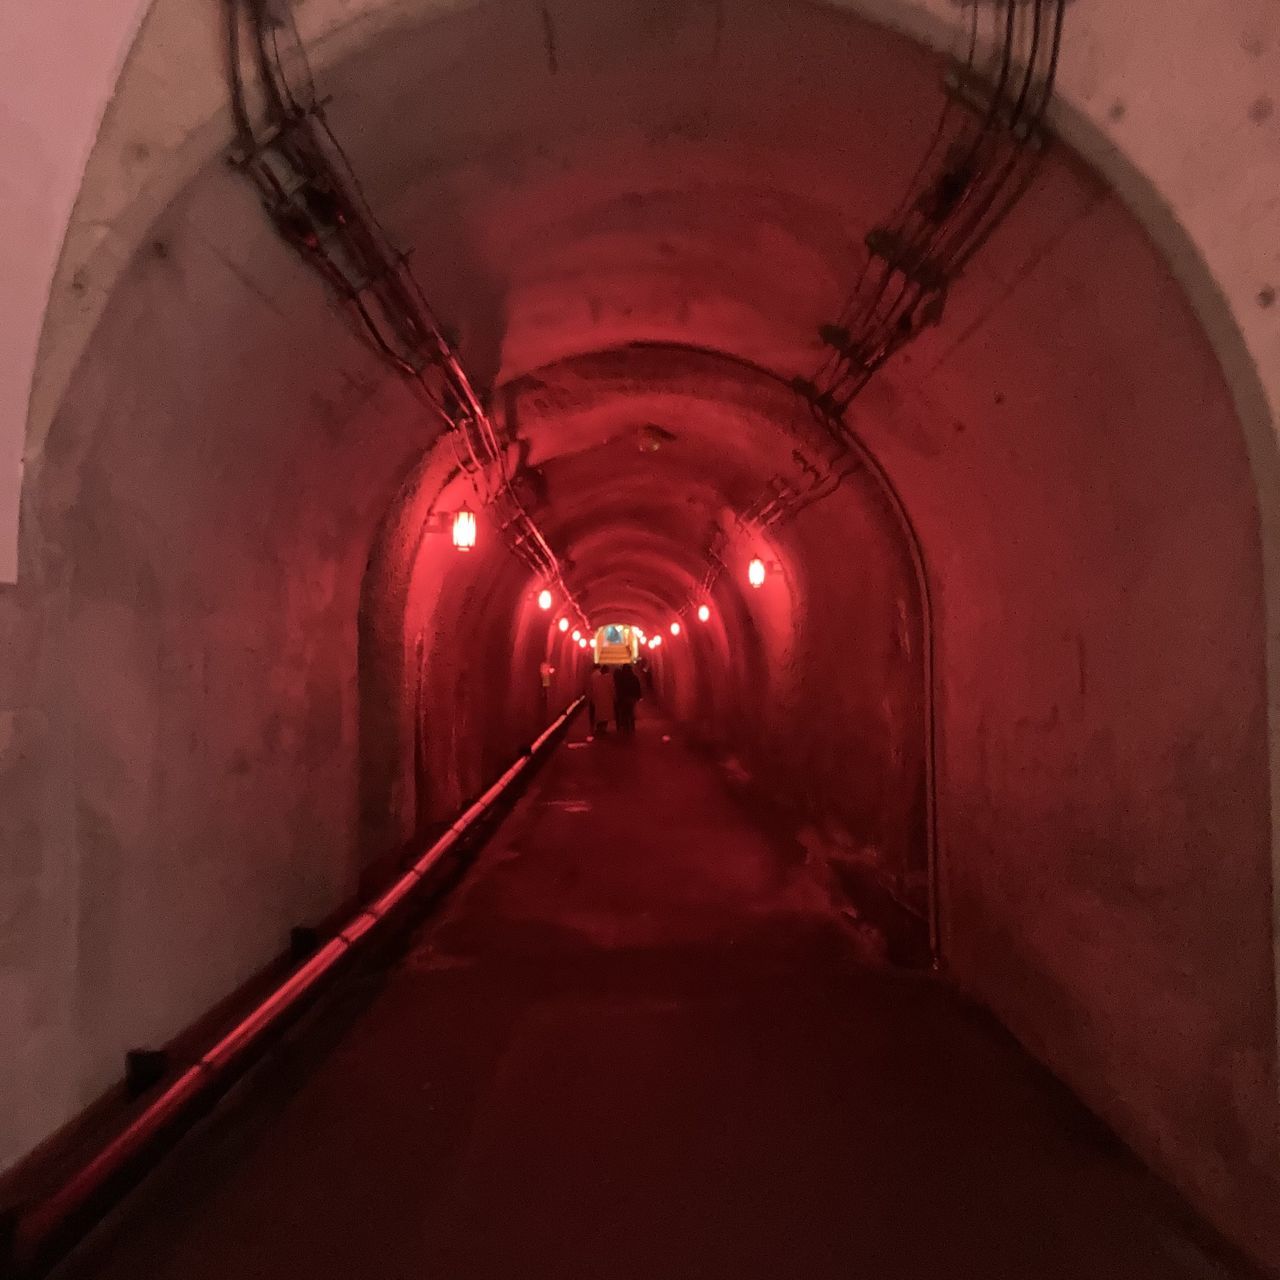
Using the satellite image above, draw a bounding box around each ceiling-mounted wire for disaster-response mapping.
[683,0,1066,614]
[223,0,587,628]
[805,0,1066,421]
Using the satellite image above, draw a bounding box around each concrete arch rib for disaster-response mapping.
[10,0,1280,568]
[501,337,941,951]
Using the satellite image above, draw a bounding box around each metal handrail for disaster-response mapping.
[3,697,585,1277]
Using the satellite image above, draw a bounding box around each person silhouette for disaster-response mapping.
[613,663,642,736]
[587,664,616,735]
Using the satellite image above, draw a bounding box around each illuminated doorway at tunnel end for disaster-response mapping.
[3,0,1278,1267]
[593,623,643,665]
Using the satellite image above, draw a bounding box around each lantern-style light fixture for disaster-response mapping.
[452,506,477,552]
[558,617,569,633]
[748,556,767,589]
[670,621,681,637]
[697,604,710,622]
[537,588,553,611]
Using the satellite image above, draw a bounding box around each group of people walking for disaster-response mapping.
[587,662,643,736]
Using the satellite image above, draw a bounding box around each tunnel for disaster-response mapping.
[1,0,1278,1275]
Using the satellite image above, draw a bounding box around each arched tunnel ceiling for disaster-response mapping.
[164,0,1092,642]
[18,2,1277,1259]
[325,0,940,386]
[508,346,827,625]
[17,0,1280,487]
[143,0,1206,624]
[34,0,1267,772]
[35,0,1267,823]
[24,0,1271,632]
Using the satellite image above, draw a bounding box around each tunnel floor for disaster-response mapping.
[54,710,1247,1279]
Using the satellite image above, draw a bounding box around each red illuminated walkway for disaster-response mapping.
[55,711,1246,1279]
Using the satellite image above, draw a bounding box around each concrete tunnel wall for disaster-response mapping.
[359,343,928,915]
[503,348,929,920]
[0,0,1277,1268]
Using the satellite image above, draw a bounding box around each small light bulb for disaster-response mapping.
[558,617,569,632]
[697,604,710,622]
[670,621,681,636]
[451,506,477,551]
[537,588,553,610]
[572,629,581,642]
[748,557,766,589]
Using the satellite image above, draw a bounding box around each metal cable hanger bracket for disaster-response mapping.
[802,0,1066,426]
[223,0,586,625]
[705,0,1067,557]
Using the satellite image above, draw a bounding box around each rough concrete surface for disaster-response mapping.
[0,1,1273,1269]
[51,713,1267,1280]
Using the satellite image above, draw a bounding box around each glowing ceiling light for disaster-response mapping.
[572,629,581,642]
[451,506,477,552]
[748,556,766,589]
[670,621,681,637]
[558,617,569,632]
[537,588,553,611]
[697,604,710,623]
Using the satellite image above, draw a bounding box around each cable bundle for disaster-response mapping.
[225,0,584,619]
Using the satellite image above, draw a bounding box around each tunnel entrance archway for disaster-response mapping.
[6,0,1279,1264]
